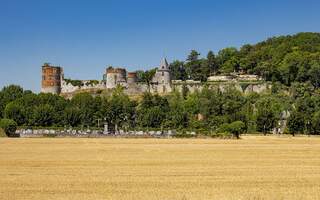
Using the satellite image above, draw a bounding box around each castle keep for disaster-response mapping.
[41,64,64,94]
[41,58,172,96]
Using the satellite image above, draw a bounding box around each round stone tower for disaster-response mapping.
[106,67,127,89]
[127,72,137,84]
[152,58,172,93]
[41,63,63,94]
[158,58,171,85]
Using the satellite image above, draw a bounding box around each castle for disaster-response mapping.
[41,58,268,97]
[41,58,173,97]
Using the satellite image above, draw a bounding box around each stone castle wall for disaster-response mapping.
[172,82,270,94]
[61,80,106,94]
[42,59,269,97]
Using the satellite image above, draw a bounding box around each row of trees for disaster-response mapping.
[169,32,320,87]
[1,83,320,136]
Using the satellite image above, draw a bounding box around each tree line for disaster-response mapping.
[1,83,320,137]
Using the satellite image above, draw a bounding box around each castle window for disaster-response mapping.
[43,76,46,81]
[162,72,164,76]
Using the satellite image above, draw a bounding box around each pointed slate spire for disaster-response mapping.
[159,58,169,70]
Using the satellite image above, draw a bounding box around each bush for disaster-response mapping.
[228,121,245,139]
[217,121,245,139]
[217,123,230,133]
[0,119,18,137]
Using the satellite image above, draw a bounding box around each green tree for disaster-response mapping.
[137,93,169,128]
[165,91,188,129]
[0,118,18,137]
[4,101,26,125]
[169,60,186,80]
[228,121,246,139]
[31,104,55,126]
[71,93,97,126]
[137,69,157,91]
[187,50,200,62]
[63,107,81,127]
[217,47,239,74]
[0,85,24,118]
[287,111,305,136]
[185,50,203,80]
[308,62,320,88]
[207,51,218,75]
[107,87,136,129]
[221,87,246,122]
[256,97,282,135]
[312,111,320,134]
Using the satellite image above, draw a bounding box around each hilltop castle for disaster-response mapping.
[41,58,268,97]
[41,58,173,97]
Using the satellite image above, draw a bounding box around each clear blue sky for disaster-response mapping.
[0,0,319,92]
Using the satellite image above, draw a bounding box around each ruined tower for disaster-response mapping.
[106,67,127,89]
[41,63,63,94]
[127,72,138,84]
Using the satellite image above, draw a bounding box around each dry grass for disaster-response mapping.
[1,136,320,200]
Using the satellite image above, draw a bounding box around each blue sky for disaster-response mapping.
[0,0,319,92]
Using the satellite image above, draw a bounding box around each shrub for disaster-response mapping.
[228,121,245,139]
[217,123,230,133]
[217,121,245,139]
[0,119,18,137]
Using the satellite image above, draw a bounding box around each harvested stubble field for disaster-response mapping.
[0,136,320,200]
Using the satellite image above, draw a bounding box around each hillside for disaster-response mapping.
[171,32,320,87]
[239,32,320,85]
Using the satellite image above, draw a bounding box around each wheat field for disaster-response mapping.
[0,136,320,200]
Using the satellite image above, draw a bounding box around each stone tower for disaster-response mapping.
[152,58,172,93]
[41,63,63,94]
[106,67,127,89]
[127,72,138,84]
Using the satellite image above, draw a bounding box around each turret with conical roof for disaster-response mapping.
[159,58,169,71]
[152,58,172,94]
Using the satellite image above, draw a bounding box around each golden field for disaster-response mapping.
[1,136,320,200]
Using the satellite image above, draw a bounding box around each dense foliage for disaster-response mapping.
[170,32,320,88]
[1,82,320,136]
[0,118,18,137]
